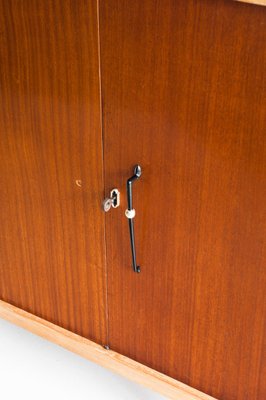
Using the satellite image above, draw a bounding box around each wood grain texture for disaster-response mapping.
[99,1,266,399]
[0,0,107,344]
[0,300,217,400]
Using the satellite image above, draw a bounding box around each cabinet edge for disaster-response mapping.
[0,300,217,400]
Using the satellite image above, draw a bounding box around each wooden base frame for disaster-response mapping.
[236,0,266,5]
[0,300,217,400]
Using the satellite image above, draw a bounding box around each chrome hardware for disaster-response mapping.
[125,165,142,273]
[102,188,120,212]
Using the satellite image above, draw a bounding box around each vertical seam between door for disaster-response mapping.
[96,0,109,348]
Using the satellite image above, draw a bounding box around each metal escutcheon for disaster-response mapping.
[102,188,120,212]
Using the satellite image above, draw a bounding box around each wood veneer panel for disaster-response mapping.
[99,0,266,398]
[0,0,107,344]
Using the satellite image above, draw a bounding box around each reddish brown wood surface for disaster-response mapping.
[100,1,266,398]
[0,0,107,344]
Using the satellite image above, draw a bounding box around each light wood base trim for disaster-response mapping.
[236,0,266,5]
[0,300,216,400]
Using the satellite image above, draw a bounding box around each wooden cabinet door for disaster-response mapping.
[0,1,107,345]
[100,1,266,398]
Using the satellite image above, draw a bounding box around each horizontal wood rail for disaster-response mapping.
[0,300,217,400]
[236,0,266,5]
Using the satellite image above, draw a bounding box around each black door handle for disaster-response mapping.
[125,165,142,273]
